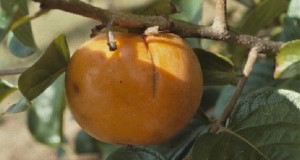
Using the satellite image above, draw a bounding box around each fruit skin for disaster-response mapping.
[65,33,203,145]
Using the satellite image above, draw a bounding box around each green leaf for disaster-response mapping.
[0,9,11,41]
[192,88,300,160]
[214,58,275,119]
[279,17,300,41]
[171,0,203,48]
[3,98,31,114]
[200,86,223,111]
[194,48,238,86]
[150,112,209,160]
[171,0,202,24]
[7,32,36,58]
[192,131,268,160]
[1,0,37,48]
[237,0,289,35]
[5,9,48,57]
[27,75,66,147]
[132,0,177,15]
[18,34,70,100]
[228,0,285,67]
[274,0,300,41]
[9,9,49,32]
[107,146,166,160]
[226,44,248,68]
[1,0,18,15]
[0,79,17,102]
[275,40,300,79]
[96,141,120,160]
[0,10,9,28]
[287,0,300,18]
[110,0,176,15]
[237,0,255,7]
[0,6,14,42]
[275,75,300,93]
[75,129,120,159]
[229,88,300,129]
[75,130,99,154]
[0,28,5,41]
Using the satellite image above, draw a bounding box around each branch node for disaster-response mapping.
[90,24,105,38]
[162,15,175,31]
[32,0,283,54]
[212,0,228,33]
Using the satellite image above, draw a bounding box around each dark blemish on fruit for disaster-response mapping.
[73,83,80,94]
[120,80,122,83]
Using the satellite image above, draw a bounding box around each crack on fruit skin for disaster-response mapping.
[142,35,158,98]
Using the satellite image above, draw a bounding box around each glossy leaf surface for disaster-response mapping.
[275,40,300,79]
[194,48,237,86]
[192,88,300,160]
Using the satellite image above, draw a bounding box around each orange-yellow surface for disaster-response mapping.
[65,33,203,145]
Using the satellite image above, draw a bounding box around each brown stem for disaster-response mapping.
[0,68,27,76]
[106,19,117,51]
[90,24,105,38]
[210,47,259,133]
[32,0,284,54]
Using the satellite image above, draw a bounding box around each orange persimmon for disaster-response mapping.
[65,33,203,145]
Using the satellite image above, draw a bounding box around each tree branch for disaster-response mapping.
[0,68,27,76]
[212,0,228,33]
[33,0,284,54]
[220,47,259,123]
[210,47,259,133]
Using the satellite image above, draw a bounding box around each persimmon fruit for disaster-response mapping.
[65,32,203,145]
